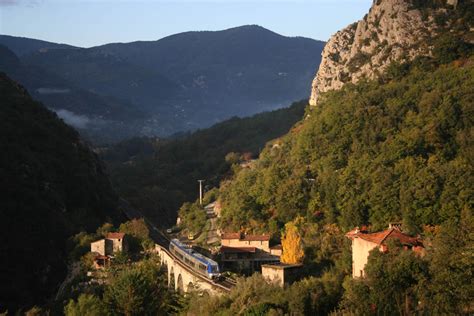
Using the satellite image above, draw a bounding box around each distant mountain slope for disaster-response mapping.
[0,45,146,143]
[0,26,325,141]
[23,47,180,110]
[94,25,325,109]
[0,73,122,311]
[0,34,77,56]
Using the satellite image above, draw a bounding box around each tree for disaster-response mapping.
[341,241,429,315]
[64,294,106,316]
[425,208,474,314]
[96,223,114,237]
[103,261,170,316]
[281,218,305,264]
[119,219,153,252]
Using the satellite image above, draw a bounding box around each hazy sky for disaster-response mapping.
[0,0,372,47]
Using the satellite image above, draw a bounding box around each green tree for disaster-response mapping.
[103,261,170,316]
[64,294,106,316]
[119,219,153,252]
[178,202,207,236]
[425,208,474,314]
[342,242,428,315]
[96,223,114,237]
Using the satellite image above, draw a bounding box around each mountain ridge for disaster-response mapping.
[0,34,78,56]
[0,25,326,142]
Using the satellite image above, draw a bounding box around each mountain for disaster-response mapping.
[309,0,474,105]
[0,26,325,141]
[0,73,123,312]
[0,34,76,56]
[93,25,325,113]
[0,45,146,143]
[22,47,180,112]
[101,100,307,227]
[216,0,474,232]
[218,54,473,233]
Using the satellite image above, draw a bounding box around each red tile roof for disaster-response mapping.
[221,232,241,240]
[242,234,270,241]
[220,246,256,253]
[346,227,423,247]
[107,232,125,239]
[221,232,270,241]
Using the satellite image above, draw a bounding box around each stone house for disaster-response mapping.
[221,232,271,252]
[261,263,303,287]
[90,232,127,257]
[346,225,424,278]
[106,232,127,253]
[219,232,280,272]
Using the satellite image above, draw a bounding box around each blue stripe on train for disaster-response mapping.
[171,239,213,266]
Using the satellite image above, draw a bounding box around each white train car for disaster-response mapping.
[169,239,221,279]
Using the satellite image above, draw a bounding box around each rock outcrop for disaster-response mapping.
[309,0,464,105]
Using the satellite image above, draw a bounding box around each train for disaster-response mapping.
[169,238,221,280]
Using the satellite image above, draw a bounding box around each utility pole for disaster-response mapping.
[198,180,205,205]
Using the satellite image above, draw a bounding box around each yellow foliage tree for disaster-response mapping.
[280,220,304,264]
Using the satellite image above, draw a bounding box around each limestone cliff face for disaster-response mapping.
[309,0,460,106]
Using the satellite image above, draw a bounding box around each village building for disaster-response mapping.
[261,263,303,287]
[106,232,127,253]
[345,224,424,278]
[90,232,128,269]
[219,232,280,272]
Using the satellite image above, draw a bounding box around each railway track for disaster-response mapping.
[118,198,235,291]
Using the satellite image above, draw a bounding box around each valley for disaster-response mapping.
[0,0,473,315]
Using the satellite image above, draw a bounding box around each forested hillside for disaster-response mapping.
[102,101,306,226]
[180,27,474,315]
[0,74,122,312]
[219,50,473,234]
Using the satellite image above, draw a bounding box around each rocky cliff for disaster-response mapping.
[309,0,472,105]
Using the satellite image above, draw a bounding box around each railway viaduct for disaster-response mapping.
[154,244,231,295]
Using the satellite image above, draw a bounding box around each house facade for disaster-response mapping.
[90,232,128,268]
[261,263,303,287]
[221,232,271,252]
[106,232,127,253]
[346,225,424,278]
[219,232,280,272]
